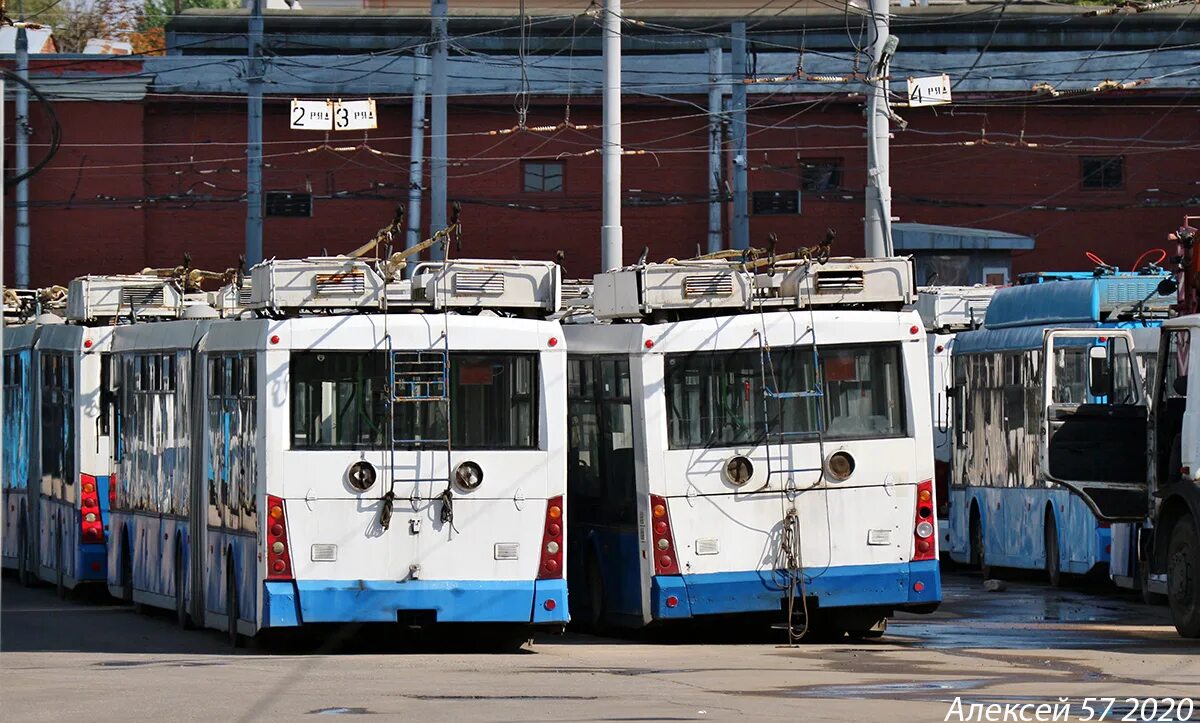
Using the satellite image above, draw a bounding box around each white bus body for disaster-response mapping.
[564,257,940,635]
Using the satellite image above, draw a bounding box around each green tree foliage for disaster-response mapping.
[140,0,240,31]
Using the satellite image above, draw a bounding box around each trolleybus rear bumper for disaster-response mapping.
[262,578,569,627]
[650,559,941,619]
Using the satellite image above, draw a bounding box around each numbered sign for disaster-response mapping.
[290,99,333,130]
[333,99,378,131]
[906,74,952,108]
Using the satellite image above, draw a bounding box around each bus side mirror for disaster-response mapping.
[1088,346,1111,399]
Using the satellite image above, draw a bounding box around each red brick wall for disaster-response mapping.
[7,89,1198,287]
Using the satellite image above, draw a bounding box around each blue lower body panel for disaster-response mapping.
[265,578,570,627]
[651,560,941,619]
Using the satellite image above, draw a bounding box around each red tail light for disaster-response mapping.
[80,474,105,544]
[266,495,294,581]
[650,494,681,575]
[108,471,118,509]
[913,479,936,562]
[537,495,564,579]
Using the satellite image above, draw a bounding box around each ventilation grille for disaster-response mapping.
[695,538,720,556]
[238,285,254,305]
[122,286,165,307]
[562,283,589,299]
[454,271,505,296]
[684,273,735,297]
[314,271,366,296]
[815,269,865,292]
[493,543,520,561]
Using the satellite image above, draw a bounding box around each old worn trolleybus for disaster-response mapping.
[107,256,569,644]
[563,255,940,639]
[946,270,1173,583]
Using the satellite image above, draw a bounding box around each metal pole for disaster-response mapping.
[429,0,448,259]
[864,0,893,257]
[730,22,749,251]
[600,0,623,271]
[1,78,5,468]
[14,23,30,288]
[245,0,264,268]
[406,50,429,277]
[706,45,723,254]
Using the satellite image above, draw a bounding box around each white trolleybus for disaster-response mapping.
[4,279,169,594]
[107,255,569,644]
[916,285,995,551]
[563,254,940,639]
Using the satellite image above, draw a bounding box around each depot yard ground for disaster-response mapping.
[1,571,1196,723]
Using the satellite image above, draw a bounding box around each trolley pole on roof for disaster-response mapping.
[864,0,894,257]
[429,0,448,260]
[14,18,30,288]
[245,0,264,269]
[406,49,429,277]
[730,22,749,251]
[600,0,623,271]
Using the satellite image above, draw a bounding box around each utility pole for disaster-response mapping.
[245,0,264,268]
[429,0,448,259]
[730,22,749,251]
[864,0,894,257]
[406,50,429,277]
[706,44,723,254]
[600,0,623,271]
[14,17,30,288]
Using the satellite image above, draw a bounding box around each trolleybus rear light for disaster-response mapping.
[265,495,294,581]
[537,495,565,579]
[649,495,681,575]
[912,480,937,562]
[543,599,557,611]
[79,473,105,544]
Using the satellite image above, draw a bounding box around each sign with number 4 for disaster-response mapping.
[906,74,952,107]
[290,98,378,131]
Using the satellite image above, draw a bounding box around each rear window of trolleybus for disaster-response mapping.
[664,344,906,449]
[289,351,538,450]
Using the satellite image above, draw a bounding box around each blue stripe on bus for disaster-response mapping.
[651,560,941,619]
[272,578,570,626]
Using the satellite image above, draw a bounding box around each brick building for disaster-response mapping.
[4,5,1199,287]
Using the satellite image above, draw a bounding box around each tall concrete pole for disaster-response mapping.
[14,23,30,288]
[864,0,893,257]
[429,0,448,260]
[706,45,723,254]
[406,50,429,277]
[600,0,623,271]
[245,0,264,268]
[730,22,749,251]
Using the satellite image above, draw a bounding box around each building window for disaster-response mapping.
[523,161,564,193]
[800,158,843,191]
[752,190,800,215]
[1080,156,1124,190]
[265,191,313,217]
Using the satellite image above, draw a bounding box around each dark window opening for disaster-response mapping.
[290,351,538,450]
[522,161,564,193]
[800,158,843,191]
[1080,156,1124,190]
[752,190,800,215]
[266,191,313,217]
[664,344,907,449]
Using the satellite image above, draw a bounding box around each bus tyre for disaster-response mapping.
[1166,516,1200,638]
[970,509,991,580]
[55,526,66,600]
[17,516,34,587]
[175,550,191,630]
[1044,512,1061,588]
[228,564,244,649]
